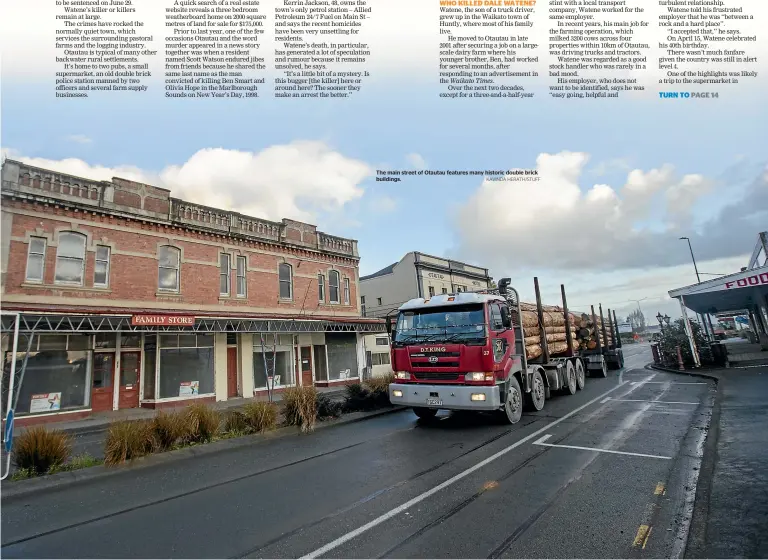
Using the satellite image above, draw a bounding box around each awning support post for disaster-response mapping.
[679,296,701,368]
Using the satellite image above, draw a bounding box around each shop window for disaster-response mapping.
[442,288,448,294]
[429,286,435,297]
[343,278,350,305]
[2,334,92,415]
[220,253,231,296]
[329,270,340,303]
[253,335,295,389]
[279,263,292,299]
[318,274,325,302]
[158,246,180,292]
[25,237,46,283]
[94,245,111,287]
[55,232,86,285]
[313,344,328,382]
[375,337,388,346]
[143,335,157,400]
[95,333,117,349]
[157,334,214,399]
[93,353,114,389]
[236,256,247,297]
[326,332,358,381]
[226,333,237,345]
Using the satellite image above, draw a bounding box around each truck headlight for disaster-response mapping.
[392,389,403,397]
[465,372,485,382]
[471,393,486,401]
[395,371,410,380]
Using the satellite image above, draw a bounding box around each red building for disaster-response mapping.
[0,159,383,425]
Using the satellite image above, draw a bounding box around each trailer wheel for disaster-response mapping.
[597,358,608,378]
[527,369,546,411]
[413,407,438,420]
[575,360,586,390]
[564,361,577,395]
[618,349,625,369]
[500,376,523,424]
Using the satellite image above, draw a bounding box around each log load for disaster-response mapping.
[573,313,614,350]
[516,301,580,360]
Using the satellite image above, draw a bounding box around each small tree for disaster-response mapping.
[659,318,712,366]
[627,309,646,333]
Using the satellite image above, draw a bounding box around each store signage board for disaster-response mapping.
[131,315,195,327]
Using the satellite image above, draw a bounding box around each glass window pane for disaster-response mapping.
[220,273,229,294]
[237,276,246,296]
[159,334,178,348]
[38,335,68,350]
[237,257,245,275]
[253,350,293,388]
[159,247,179,267]
[158,348,215,398]
[280,280,291,299]
[26,255,44,281]
[95,333,117,349]
[330,285,339,302]
[159,267,178,290]
[143,336,157,400]
[93,353,114,388]
[55,258,83,283]
[95,261,108,285]
[120,353,140,385]
[121,334,141,348]
[220,254,230,269]
[96,246,110,261]
[30,238,46,254]
[329,271,339,288]
[58,233,85,259]
[68,335,91,350]
[196,335,214,347]
[279,264,291,282]
[178,334,197,347]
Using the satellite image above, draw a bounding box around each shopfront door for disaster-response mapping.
[227,347,238,398]
[118,351,141,409]
[92,353,115,412]
[300,347,313,386]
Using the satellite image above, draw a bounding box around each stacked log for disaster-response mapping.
[517,302,578,360]
[572,313,615,351]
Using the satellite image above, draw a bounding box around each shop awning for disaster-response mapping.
[668,265,768,315]
[0,312,386,334]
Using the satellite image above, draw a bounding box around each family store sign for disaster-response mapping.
[131,315,195,326]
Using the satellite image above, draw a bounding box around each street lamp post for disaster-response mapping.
[679,237,701,284]
[679,236,716,341]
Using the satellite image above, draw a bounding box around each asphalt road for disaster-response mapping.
[1,344,717,559]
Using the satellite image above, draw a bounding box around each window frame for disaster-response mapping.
[328,270,340,304]
[94,245,111,287]
[236,255,247,298]
[54,231,87,286]
[428,286,435,297]
[220,252,231,297]
[25,236,47,283]
[343,277,350,305]
[318,273,325,302]
[158,245,181,293]
[279,263,293,300]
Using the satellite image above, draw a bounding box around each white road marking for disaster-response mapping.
[611,398,699,405]
[635,382,707,385]
[600,397,611,404]
[299,380,631,559]
[532,433,672,460]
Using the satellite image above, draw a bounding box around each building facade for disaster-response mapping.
[359,251,492,319]
[0,159,384,425]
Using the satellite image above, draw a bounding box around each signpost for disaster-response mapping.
[4,410,14,453]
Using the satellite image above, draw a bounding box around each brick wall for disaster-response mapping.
[4,199,360,314]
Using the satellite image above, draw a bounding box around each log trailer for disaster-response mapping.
[386,277,624,423]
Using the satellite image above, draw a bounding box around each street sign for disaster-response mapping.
[4,410,14,453]
[618,322,633,334]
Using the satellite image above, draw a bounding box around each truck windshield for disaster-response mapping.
[394,304,487,345]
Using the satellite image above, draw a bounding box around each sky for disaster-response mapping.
[1,0,767,322]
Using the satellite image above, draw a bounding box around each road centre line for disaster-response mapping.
[608,398,700,405]
[637,382,707,385]
[300,378,651,559]
[532,434,672,460]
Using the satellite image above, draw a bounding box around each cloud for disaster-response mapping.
[1,141,372,223]
[66,135,92,144]
[453,151,766,272]
[589,158,631,177]
[372,195,398,213]
[405,153,427,170]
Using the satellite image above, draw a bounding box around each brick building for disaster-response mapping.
[0,159,384,425]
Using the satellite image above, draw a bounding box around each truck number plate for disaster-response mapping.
[426,398,442,406]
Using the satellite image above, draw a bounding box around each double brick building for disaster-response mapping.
[0,159,384,425]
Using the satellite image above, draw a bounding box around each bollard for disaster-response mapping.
[676,345,685,370]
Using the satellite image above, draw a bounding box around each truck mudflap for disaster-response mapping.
[389,383,501,411]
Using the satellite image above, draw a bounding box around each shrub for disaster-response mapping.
[152,410,188,451]
[365,373,394,407]
[14,426,71,474]
[242,401,279,433]
[316,393,344,419]
[48,453,102,475]
[104,420,156,466]
[282,386,318,433]
[184,403,221,443]
[344,383,375,412]
[223,409,250,435]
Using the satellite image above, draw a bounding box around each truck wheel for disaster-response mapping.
[413,407,438,420]
[597,358,608,378]
[527,370,546,411]
[575,360,586,390]
[564,361,577,395]
[500,376,523,424]
[618,349,625,369]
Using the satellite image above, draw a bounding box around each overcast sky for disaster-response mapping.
[2,0,766,322]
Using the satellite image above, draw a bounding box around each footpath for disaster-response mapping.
[652,363,768,558]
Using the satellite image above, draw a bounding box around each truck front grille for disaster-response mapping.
[412,372,460,381]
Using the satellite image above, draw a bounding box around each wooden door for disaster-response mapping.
[227,347,238,398]
[91,353,115,412]
[118,351,141,409]
[300,347,312,386]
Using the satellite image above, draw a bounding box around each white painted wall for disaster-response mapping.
[214,333,228,401]
[360,252,419,318]
[240,333,255,397]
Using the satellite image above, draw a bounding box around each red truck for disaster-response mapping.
[386,277,624,423]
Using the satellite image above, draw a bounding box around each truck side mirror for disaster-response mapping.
[501,306,511,329]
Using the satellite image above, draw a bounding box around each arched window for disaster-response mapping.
[329,270,340,303]
[158,246,181,292]
[55,232,86,284]
[279,263,293,299]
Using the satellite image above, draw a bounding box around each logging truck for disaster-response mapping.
[386,278,624,423]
